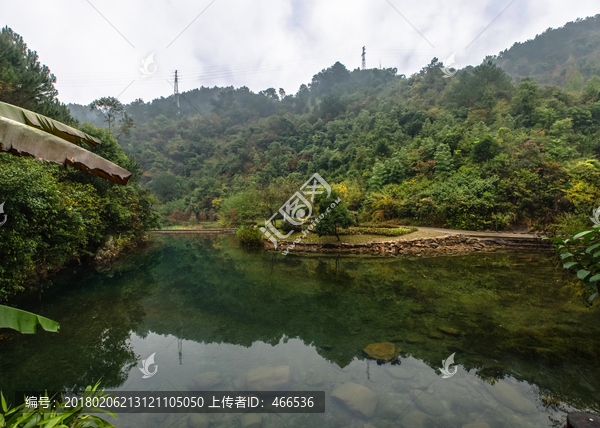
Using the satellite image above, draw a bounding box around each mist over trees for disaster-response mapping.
[61,15,600,235]
[494,14,600,87]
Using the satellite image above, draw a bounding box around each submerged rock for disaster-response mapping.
[363,342,400,361]
[400,411,431,428]
[484,381,537,414]
[462,421,492,428]
[187,414,209,428]
[305,369,324,386]
[414,391,444,416]
[246,365,290,391]
[386,365,414,380]
[405,334,425,344]
[428,331,444,339]
[438,326,460,335]
[241,414,262,428]
[192,371,222,389]
[332,382,377,418]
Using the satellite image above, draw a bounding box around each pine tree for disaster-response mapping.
[434,143,453,177]
[0,26,72,123]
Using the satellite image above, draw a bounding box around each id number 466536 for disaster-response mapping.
[271,397,314,408]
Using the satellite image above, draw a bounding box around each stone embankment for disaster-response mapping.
[269,234,550,255]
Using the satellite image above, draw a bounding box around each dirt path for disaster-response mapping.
[151,226,542,241]
[409,226,541,239]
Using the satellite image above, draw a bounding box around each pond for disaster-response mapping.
[1,234,599,428]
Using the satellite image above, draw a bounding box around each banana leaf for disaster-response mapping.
[0,101,101,148]
[0,115,131,185]
[0,305,59,334]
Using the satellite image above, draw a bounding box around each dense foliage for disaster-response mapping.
[0,28,159,301]
[0,127,159,300]
[82,48,600,233]
[495,14,600,87]
[314,191,353,240]
[64,16,600,238]
[234,225,264,247]
[548,225,600,304]
[0,26,73,124]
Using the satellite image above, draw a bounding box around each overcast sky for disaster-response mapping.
[4,1,600,105]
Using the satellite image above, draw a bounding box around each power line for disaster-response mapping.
[56,52,361,85]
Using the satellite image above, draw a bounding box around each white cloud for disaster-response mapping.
[3,0,600,105]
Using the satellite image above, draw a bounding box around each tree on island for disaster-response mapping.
[314,190,353,241]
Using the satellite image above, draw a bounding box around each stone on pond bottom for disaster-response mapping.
[332,382,377,418]
[363,342,399,361]
[386,365,413,380]
[414,391,444,416]
[187,414,209,428]
[246,365,290,391]
[462,421,492,428]
[400,411,431,428]
[241,413,262,428]
[192,371,222,389]
[484,381,537,414]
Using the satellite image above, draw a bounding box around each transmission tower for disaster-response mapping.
[361,47,366,70]
[174,70,180,112]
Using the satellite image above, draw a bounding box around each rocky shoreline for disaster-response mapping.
[268,233,551,255]
[150,228,551,255]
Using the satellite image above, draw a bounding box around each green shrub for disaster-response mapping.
[547,225,600,304]
[0,126,159,301]
[235,225,265,247]
[280,219,299,233]
[218,191,262,227]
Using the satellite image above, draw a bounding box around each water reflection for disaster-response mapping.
[1,234,599,427]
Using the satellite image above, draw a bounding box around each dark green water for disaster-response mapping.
[1,234,599,428]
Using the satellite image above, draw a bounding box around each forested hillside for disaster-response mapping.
[68,86,221,129]
[3,14,600,297]
[61,15,600,235]
[495,14,600,87]
[106,53,600,234]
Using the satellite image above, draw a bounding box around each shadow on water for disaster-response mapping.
[1,233,599,426]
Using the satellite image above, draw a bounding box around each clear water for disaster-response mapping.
[1,234,599,428]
